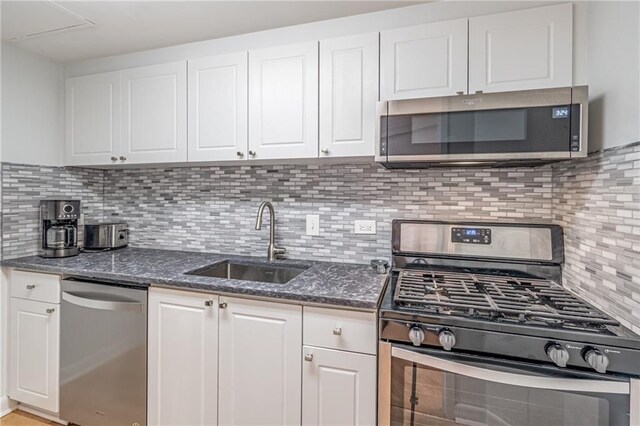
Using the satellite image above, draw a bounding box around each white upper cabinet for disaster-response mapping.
[147,289,218,426]
[380,19,468,100]
[469,3,573,93]
[219,297,302,425]
[65,71,121,166]
[249,42,319,160]
[188,52,248,162]
[121,61,187,164]
[319,33,379,158]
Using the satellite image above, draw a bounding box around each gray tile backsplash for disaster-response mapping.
[1,142,638,328]
[101,164,553,263]
[1,163,104,259]
[553,141,640,333]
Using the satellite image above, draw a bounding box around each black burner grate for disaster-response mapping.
[394,269,619,328]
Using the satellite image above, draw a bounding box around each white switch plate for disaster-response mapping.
[354,220,376,234]
[306,214,320,236]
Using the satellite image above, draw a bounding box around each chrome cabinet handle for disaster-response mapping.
[456,91,464,95]
[219,302,227,309]
[46,308,55,314]
[119,156,126,161]
[110,156,118,161]
[321,148,329,154]
[333,327,342,336]
[304,353,313,362]
[205,300,214,307]
[236,151,244,158]
[248,151,256,157]
[26,285,36,290]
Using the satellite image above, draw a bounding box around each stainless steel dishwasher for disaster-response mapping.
[60,278,147,426]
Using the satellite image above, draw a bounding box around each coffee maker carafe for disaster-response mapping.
[40,200,80,258]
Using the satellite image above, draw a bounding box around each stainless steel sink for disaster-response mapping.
[186,261,308,284]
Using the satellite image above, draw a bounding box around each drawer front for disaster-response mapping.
[11,270,61,303]
[304,307,376,355]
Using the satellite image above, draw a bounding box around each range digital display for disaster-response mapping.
[452,227,491,245]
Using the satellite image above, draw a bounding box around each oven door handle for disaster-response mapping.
[392,347,630,395]
[62,291,143,312]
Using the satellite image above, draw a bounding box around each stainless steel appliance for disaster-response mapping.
[60,278,147,426]
[376,86,588,168]
[39,200,80,258]
[84,223,129,249]
[379,220,640,426]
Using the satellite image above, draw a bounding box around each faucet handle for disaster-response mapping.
[273,246,286,258]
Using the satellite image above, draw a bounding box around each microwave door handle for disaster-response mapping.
[392,347,630,395]
[62,291,143,312]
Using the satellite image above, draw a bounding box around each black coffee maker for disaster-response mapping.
[39,200,80,258]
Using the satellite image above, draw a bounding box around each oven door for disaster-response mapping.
[379,343,639,426]
[376,87,587,164]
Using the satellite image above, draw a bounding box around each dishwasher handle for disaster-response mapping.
[62,291,144,312]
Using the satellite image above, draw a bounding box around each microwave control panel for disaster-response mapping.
[451,227,491,245]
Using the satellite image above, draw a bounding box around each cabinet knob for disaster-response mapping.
[26,284,36,290]
[204,300,214,307]
[219,302,228,309]
[332,327,342,336]
[46,308,55,314]
[236,151,244,158]
[119,156,126,161]
[110,156,118,161]
[304,353,314,362]
[321,148,329,154]
[248,151,256,157]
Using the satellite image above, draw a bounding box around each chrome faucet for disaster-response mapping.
[255,202,286,261]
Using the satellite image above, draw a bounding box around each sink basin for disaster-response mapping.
[187,261,308,284]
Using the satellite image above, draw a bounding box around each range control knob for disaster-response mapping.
[438,329,456,351]
[408,327,425,347]
[546,344,570,367]
[584,348,609,374]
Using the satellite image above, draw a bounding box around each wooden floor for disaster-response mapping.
[0,411,59,426]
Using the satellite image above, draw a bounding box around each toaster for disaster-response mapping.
[83,223,129,249]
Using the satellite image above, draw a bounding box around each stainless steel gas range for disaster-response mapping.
[378,220,640,426]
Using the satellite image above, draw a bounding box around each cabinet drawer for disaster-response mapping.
[11,270,61,303]
[303,307,376,355]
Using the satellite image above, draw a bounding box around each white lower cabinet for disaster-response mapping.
[147,288,218,426]
[9,298,60,413]
[218,296,302,425]
[302,346,377,426]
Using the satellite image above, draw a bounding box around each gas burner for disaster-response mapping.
[393,268,620,332]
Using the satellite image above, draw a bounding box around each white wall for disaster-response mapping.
[1,43,64,166]
[586,1,640,151]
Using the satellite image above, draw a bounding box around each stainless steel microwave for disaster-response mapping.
[375,86,588,168]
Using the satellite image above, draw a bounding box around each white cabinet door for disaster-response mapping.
[188,52,248,162]
[121,61,187,164]
[249,42,318,160]
[302,346,377,426]
[9,298,59,413]
[65,71,120,166]
[380,19,468,100]
[147,288,218,426]
[219,297,302,425]
[469,3,573,93]
[319,33,379,158]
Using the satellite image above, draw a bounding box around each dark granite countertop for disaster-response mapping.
[1,248,388,311]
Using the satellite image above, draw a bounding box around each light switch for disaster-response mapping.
[306,215,320,236]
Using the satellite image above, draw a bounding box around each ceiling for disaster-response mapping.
[1,0,420,63]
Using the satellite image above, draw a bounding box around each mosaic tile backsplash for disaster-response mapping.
[553,142,640,333]
[1,141,638,329]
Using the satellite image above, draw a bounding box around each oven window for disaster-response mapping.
[390,357,630,426]
[383,105,578,156]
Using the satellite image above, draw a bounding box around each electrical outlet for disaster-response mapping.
[354,220,376,234]
[306,214,320,236]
